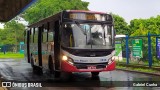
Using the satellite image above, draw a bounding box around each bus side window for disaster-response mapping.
[43,24,48,43]
[48,22,54,42]
[33,28,35,43]
[24,31,26,44]
[30,28,34,43]
[48,32,54,42]
[34,28,38,43]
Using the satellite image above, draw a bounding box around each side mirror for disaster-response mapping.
[114,29,116,36]
[106,14,113,21]
[111,28,115,47]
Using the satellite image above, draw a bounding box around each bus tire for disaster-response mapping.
[36,66,43,75]
[33,65,43,75]
[91,72,99,77]
[60,72,72,81]
[54,71,61,78]
[31,56,36,73]
[31,56,43,75]
[31,56,34,67]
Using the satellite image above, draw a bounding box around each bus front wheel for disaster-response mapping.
[48,56,60,78]
[54,71,61,78]
[91,72,99,77]
[60,72,72,81]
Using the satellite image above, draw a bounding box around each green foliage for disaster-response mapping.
[0,20,25,45]
[116,64,158,73]
[112,14,130,35]
[129,15,160,36]
[129,15,160,63]
[23,0,89,24]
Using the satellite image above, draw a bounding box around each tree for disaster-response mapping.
[112,14,130,35]
[128,15,160,63]
[0,20,25,53]
[23,0,89,24]
[129,15,160,36]
[0,20,25,45]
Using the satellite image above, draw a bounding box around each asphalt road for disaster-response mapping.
[0,59,160,90]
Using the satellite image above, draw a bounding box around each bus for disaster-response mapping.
[24,10,115,79]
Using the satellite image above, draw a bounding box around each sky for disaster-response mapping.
[0,17,28,29]
[82,0,160,24]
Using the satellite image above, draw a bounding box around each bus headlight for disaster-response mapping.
[62,55,74,65]
[112,56,115,60]
[62,55,68,61]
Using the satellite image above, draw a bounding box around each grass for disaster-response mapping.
[116,65,158,73]
[116,59,160,67]
[0,52,24,59]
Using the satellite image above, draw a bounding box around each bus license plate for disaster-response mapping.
[87,66,96,69]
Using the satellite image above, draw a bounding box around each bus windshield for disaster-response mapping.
[61,22,113,49]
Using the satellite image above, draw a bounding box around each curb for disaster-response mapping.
[116,68,160,76]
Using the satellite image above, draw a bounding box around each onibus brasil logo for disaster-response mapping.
[2,82,42,87]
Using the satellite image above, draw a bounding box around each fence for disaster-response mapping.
[0,44,24,54]
[115,33,160,67]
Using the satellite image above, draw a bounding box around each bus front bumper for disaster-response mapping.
[61,60,116,72]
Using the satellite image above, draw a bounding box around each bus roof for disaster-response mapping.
[66,10,106,14]
[28,10,108,28]
[28,12,61,27]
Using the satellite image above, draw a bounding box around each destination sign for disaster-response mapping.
[64,12,112,21]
